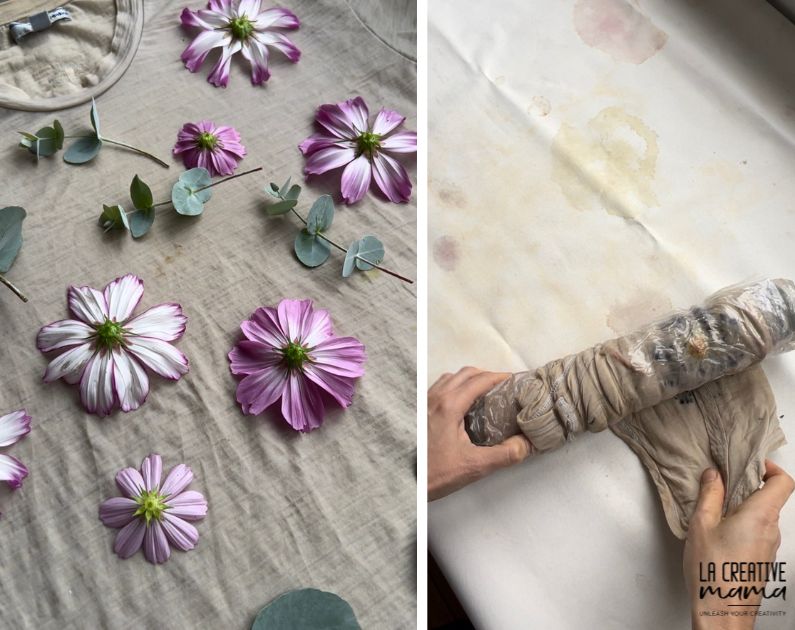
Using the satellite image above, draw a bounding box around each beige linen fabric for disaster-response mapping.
[0,1,416,628]
[0,0,144,111]
[612,366,786,539]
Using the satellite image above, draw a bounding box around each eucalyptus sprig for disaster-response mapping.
[265,179,413,284]
[99,166,263,238]
[18,98,168,168]
[0,206,28,302]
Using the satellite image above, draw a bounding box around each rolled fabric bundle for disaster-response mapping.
[465,279,795,449]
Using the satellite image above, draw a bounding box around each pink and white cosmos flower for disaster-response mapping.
[99,454,208,564]
[180,0,301,88]
[173,120,246,177]
[0,410,31,500]
[228,298,366,432]
[299,96,417,205]
[37,275,189,417]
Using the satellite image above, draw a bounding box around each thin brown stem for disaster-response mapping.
[0,274,28,302]
[102,138,170,168]
[194,166,264,193]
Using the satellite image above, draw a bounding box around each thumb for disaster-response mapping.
[477,435,533,473]
[692,467,725,530]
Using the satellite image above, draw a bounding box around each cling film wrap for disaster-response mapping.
[465,279,795,449]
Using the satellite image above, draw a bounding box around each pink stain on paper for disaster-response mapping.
[573,0,667,64]
[433,235,460,272]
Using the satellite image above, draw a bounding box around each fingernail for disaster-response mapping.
[702,468,718,483]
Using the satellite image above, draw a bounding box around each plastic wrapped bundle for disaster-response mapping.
[465,279,795,450]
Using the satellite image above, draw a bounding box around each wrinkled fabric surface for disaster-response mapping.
[0,0,143,111]
[0,1,416,628]
[612,365,786,539]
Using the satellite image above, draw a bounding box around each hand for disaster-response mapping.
[428,367,533,501]
[683,460,794,630]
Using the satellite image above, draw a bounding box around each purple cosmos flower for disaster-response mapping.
[99,454,208,564]
[299,96,417,205]
[173,121,246,177]
[180,0,300,88]
[228,298,366,432]
[0,410,31,502]
[37,274,189,417]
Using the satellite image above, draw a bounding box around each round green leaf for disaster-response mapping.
[342,239,359,278]
[64,136,102,164]
[354,235,385,271]
[306,195,334,234]
[266,199,297,216]
[0,206,26,274]
[90,98,101,137]
[128,208,155,239]
[251,589,360,630]
[294,230,330,267]
[53,119,65,150]
[172,168,212,216]
[31,127,58,157]
[130,175,154,211]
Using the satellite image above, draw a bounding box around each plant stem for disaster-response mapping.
[289,208,414,284]
[0,274,28,302]
[102,138,170,168]
[195,167,264,193]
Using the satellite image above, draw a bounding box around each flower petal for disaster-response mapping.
[243,306,288,347]
[181,29,229,73]
[79,352,115,416]
[238,0,261,19]
[111,349,150,413]
[379,130,417,154]
[125,337,189,381]
[303,146,356,176]
[372,107,406,136]
[276,298,315,343]
[303,364,358,408]
[208,0,233,15]
[281,373,324,432]
[181,7,227,29]
[309,336,366,378]
[338,96,370,134]
[372,151,412,203]
[236,366,289,415]
[160,464,193,498]
[68,285,108,324]
[255,32,300,62]
[43,343,95,384]
[116,467,145,498]
[99,497,138,528]
[241,39,271,85]
[37,319,93,352]
[228,339,281,376]
[0,453,28,489]
[0,410,31,448]
[207,40,242,88]
[254,7,299,29]
[125,303,187,342]
[340,154,372,204]
[303,308,334,347]
[140,454,162,493]
[161,513,199,551]
[164,490,208,521]
[144,521,171,564]
[298,133,346,157]
[114,518,145,558]
[104,274,144,322]
[315,104,358,139]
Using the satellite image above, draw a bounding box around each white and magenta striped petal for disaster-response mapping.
[304,364,358,408]
[372,151,413,203]
[315,104,359,140]
[238,0,261,19]
[126,303,187,341]
[0,453,28,489]
[79,352,115,416]
[372,107,406,136]
[338,96,370,134]
[340,154,373,205]
[254,7,299,30]
[111,349,150,413]
[303,146,356,176]
[241,39,271,85]
[281,373,325,432]
[181,29,229,73]
[298,133,347,157]
[228,339,281,376]
[68,285,108,324]
[37,319,93,352]
[43,343,95,384]
[380,130,418,153]
[236,366,289,415]
[0,410,31,447]
[104,274,144,322]
[207,40,242,88]
[255,32,301,62]
[126,337,190,381]
[310,336,367,377]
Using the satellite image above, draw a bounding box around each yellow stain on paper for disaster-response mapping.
[551,107,659,219]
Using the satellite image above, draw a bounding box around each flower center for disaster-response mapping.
[196,131,218,150]
[357,131,381,158]
[229,15,254,40]
[282,341,309,371]
[134,489,168,526]
[95,319,125,350]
